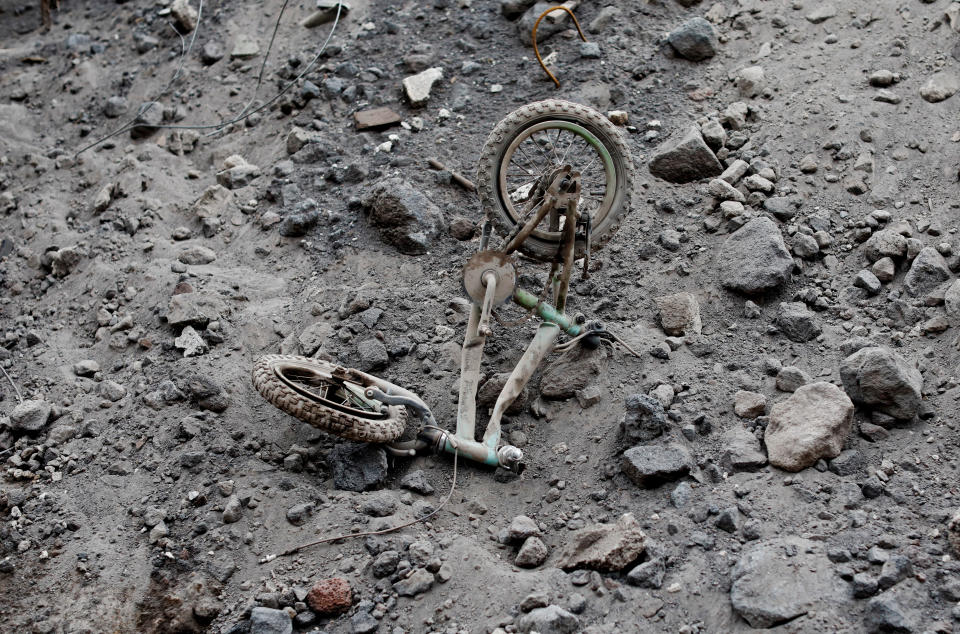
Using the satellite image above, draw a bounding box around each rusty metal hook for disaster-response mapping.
[532,5,588,88]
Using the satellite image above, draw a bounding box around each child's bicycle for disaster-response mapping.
[253,99,638,475]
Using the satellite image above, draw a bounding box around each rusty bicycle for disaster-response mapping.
[253,99,637,473]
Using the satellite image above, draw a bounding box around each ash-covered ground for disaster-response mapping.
[1,0,960,632]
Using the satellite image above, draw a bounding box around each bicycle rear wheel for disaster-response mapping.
[477,99,635,263]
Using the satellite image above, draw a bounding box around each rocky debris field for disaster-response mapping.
[1,0,960,632]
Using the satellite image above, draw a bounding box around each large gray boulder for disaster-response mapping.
[362,178,443,255]
[764,382,854,472]
[666,17,719,61]
[731,537,848,628]
[840,347,922,421]
[718,217,794,294]
[902,247,950,297]
[648,126,723,183]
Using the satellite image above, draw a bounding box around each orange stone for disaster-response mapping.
[306,577,352,615]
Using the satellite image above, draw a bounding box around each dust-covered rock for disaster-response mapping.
[719,218,794,294]
[557,513,646,572]
[839,347,922,421]
[764,382,854,472]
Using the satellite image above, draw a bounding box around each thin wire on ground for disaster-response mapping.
[74,0,346,157]
[260,449,459,563]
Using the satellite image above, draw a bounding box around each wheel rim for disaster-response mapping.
[497,120,617,242]
[273,362,388,420]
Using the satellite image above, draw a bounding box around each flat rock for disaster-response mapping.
[622,443,692,487]
[249,607,292,634]
[557,513,646,571]
[649,126,723,183]
[177,245,217,265]
[402,67,443,107]
[765,382,854,472]
[718,217,793,294]
[840,347,922,421]
[354,107,402,130]
[720,428,767,472]
[731,536,847,628]
[167,293,226,328]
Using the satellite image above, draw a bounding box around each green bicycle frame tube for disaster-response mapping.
[512,288,581,336]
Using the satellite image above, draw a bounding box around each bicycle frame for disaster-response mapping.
[378,169,588,472]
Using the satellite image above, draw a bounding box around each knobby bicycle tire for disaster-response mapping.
[252,354,406,443]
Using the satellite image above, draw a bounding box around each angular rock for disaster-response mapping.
[736,66,766,98]
[734,391,766,419]
[626,557,665,589]
[731,536,846,628]
[840,347,922,420]
[393,568,434,597]
[516,536,549,568]
[720,428,767,472]
[362,178,443,255]
[357,338,389,372]
[902,247,950,297]
[667,17,719,61]
[216,155,261,190]
[621,394,667,445]
[171,0,198,32]
[765,382,854,472]
[718,217,793,294]
[518,605,580,634]
[775,302,821,343]
[507,515,541,542]
[622,444,692,487]
[557,513,646,572]
[864,594,915,633]
[655,292,701,335]
[131,101,163,138]
[399,470,435,495]
[402,67,443,107]
[776,366,811,392]
[249,607,292,634]
[540,346,601,400]
[328,443,388,491]
[167,293,225,328]
[649,126,723,183]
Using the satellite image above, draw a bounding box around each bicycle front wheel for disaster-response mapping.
[252,355,407,443]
